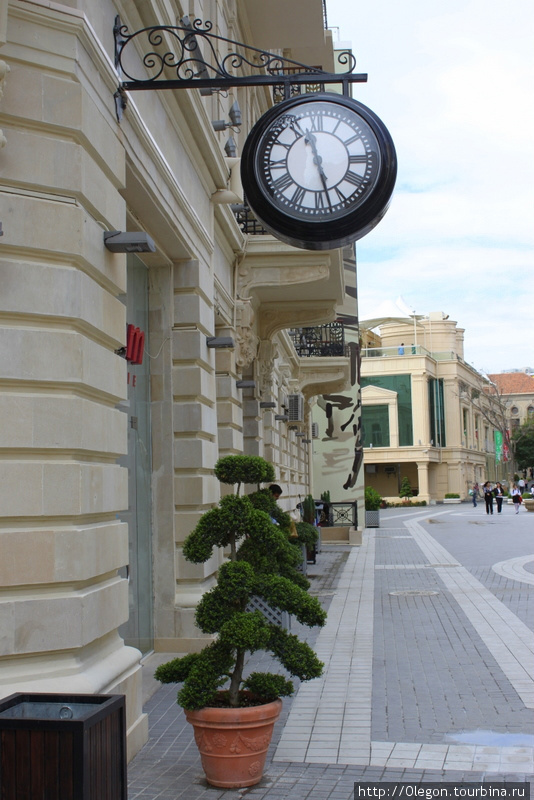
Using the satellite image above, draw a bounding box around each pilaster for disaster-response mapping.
[170,260,221,648]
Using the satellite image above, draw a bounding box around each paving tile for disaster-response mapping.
[129,515,534,798]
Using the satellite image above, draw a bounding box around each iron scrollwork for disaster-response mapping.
[113,16,366,94]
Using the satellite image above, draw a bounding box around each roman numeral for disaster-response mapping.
[291,186,306,206]
[345,170,363,187]
[314,191,326,209]
[290,119,306,137]
[343,133,362,146]
[309,115,324,132]
[349,154,367,164]
[272,173,294,192]
[268,158,287,169]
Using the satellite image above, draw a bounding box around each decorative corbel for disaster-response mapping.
[235,299,259,369]
[0,61,9,148]
[256,339,279,398]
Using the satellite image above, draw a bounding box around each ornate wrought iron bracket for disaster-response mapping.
[113,16,367,100]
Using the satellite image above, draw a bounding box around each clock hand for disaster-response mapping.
[305,130,332,207]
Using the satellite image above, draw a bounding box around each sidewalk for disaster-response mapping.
[128,505,534,798]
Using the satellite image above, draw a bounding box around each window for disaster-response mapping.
[361,405,390,447]
[361,374,413,446]
[429,378,446,447]
[511,406,519,415]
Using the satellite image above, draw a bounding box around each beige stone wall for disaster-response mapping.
[0,0,346,761]
[0,0,149,758]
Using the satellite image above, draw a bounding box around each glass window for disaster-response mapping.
[361,374,413,446]
[428,378,446,447]
[362,404,390,447]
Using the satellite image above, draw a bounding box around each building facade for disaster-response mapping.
[0,0,352,758]
[486,372,534,433]
[360,313,507,502]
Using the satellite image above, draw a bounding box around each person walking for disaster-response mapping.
[511,483,522,514]
[483,481,494,515]
[493,482,505,514]
[472,482,479,508]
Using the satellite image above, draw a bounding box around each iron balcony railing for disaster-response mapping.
[289,323,348,357]
[232,203,269,235]
[328,501,357,528]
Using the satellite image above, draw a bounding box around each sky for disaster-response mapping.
[326,0,534,374]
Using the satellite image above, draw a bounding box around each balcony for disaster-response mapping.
[289,323,348,357]
[244,0,334,72]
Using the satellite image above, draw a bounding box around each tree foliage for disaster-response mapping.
[513,421,534,471]
[399,477,412,498]
[154,455,325,710]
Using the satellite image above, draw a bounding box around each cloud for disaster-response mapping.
[328,0,534,373]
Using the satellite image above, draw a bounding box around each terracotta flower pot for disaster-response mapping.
[185,696,282,788]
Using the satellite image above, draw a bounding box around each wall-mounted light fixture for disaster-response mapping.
[295,432,306,437]
[236,380,256,388]
[275,414,288,422]
[212,101,242,131]
[104,230,156,253]
[259,402,276,408]
[302,439,312,443]
[206,336,235,349]
[224,136,237,158]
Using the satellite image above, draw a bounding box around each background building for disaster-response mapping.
[359,312,507,502]
[0,0,353,759]
[486,372,534,433]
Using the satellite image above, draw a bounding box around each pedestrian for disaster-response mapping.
[398,343,405,355]
[268,484,282,500]
[482,481,494,515]
[511,482,522,514]
[518,476,525,494]
[493,482,504,514]
[471,482,479,507]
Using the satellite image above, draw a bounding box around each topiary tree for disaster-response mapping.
[155,455,325,710]
[399,476,412,499]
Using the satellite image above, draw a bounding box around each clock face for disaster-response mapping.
[258,101,381,222]
[241,93,397,251]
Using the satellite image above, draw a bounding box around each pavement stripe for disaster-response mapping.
[274,519,534,773]
[492,554,534,586]
[405,517,534,708]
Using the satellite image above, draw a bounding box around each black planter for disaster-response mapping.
[0,693,126,800]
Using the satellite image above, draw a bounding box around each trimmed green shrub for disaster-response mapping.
[399,477,412,499]
[155,455,325,710]
[365,486,382,511]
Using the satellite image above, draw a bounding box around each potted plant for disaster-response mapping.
[444,492,461,504]
[365,486,382,527]
[154,455,325,789]
[522,492,534,512]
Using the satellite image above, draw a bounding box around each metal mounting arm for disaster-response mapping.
[113,16,367,97]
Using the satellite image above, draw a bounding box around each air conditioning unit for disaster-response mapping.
[287,393,304,422]
[311,422,319,439]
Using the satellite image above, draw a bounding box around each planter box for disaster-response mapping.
[0,693,126,800]
[523,499,534,512]
[443,498,461,504]
[365,510,380,528]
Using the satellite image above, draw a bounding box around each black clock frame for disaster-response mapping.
[240,93,397,251]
